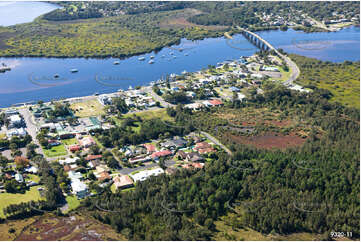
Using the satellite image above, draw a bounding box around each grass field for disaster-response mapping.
[43,144,68,157]
[70,99,105,118]
[65,195,80,213]
[0,185,44,218]
[62,138,78,145]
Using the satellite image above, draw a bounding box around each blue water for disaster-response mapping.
[0,26,359,107]
[0,2,60,26]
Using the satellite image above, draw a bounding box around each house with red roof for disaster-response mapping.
[151,150,172,160]
[203,99,223,107]
[144,143,156,154]
[69,144,81,152]
[85,154,102,161]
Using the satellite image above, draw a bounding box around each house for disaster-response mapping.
[161,138,187,149]
[182,162,205,169]
[144,144,156,154]
[48,139,61,147]
[203,99,223,107]
[95,164,109,175]
[98,171,111,182]
[69,144,81,152]
[79,136,96,148]
[184,103,204,110]
[24,166,38,174]
[194,142,212,151]
[59,157,79,165]
[71,178,88,199]
[8,115,23,128]
[198,147,215,154]
[130,168,164,182]
[85,154,102,161]
[68,171,83,180]
[192,163,205,169]
[186,152,205,162]
[151,150,172,160]
[7,127,27,138]
[229,86,240,92]
[113,175,134,190]
[129,155,152,164]
[15,173,24,183]
[175,150,187,160]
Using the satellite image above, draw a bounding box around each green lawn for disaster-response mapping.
[62,138,78,145]
[0,185,44,218]
[43,144,68,158]
[25,174,40,183]
[65,195,80,213]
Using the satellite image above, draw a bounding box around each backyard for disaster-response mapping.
[70,99,105,118]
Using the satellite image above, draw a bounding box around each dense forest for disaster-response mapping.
[77,82,359,240]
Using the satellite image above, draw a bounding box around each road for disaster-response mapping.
[200,131,232,155]
[18,108,44,156]
[236,26,300,85]
[143,86,175,108]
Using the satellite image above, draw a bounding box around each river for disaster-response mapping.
[0,13,359,107]
[0,1,60,26]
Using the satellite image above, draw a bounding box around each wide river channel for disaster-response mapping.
[0,2,359,107]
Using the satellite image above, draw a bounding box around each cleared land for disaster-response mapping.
[70,99,105,118]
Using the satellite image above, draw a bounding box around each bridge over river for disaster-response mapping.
[236,26,300,85]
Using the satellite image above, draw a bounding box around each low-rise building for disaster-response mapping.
[130,168,164,183]
[113,175,134,190]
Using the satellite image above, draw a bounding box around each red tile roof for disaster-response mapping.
[195,142,212,150]
[151,150,172,159]
[198,147,215,154]
[85,154,102,161]
[69,144,81,152]
[144,144,156,153]
[209,99,223,106]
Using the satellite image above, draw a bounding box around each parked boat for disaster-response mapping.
[138,57,145,61]
[148,60,155,64]
[150,56,154,59]
[113,61,120,65]
[94,92,99,96]
[54,74,60,78]
[70,68,78,73]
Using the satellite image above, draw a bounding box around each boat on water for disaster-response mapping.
[54,74,60,78]
[128,85,133,90]
[173,56,177,59]
[148,60,155,64]
[161,55,165,58]
[94,92,99,96]
[70,68,78,73]
[113,61,120,65]
[138,57,145,61]
[150,56,154,59]
[184,53,189,56]
[181,70,187,75]
[170,52,174,55]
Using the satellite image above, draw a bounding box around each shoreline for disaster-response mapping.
[0,24,357,60]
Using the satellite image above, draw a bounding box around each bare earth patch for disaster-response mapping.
[229,132,306,150]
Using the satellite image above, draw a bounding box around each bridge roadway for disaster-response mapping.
[237,26,300,85]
